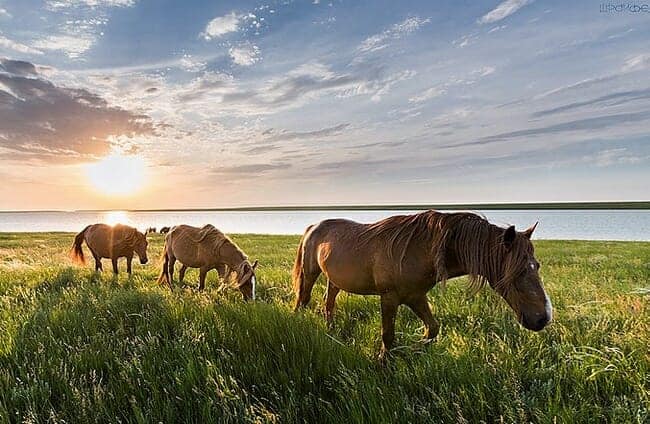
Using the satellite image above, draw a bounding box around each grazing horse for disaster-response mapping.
[157,224,258,300]
[292,210,552,359]
[71,223,149,274]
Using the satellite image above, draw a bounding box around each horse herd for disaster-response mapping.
[70,210,552,358]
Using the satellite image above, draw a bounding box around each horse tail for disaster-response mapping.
[292,225,313,311]
[71,225,91,264]
[157,240,172,290]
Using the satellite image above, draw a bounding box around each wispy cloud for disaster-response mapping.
[34,34,95,58]
[478,0,533,24]
[45,0,135,9]
[358,16,430,53]
[0,36,43,55]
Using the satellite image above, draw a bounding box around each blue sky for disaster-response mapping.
[0,0,649,209]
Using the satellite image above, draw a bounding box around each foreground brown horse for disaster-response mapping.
[157,224,258,300]
[71,223,149,274]
[292,210,552,358]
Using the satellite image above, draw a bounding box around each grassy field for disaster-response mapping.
[0,233,648,423]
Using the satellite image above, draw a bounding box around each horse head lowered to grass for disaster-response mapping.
[292,210,551,359]
[157,224,258,300]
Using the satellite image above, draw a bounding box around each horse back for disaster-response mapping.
[306,218,437,294]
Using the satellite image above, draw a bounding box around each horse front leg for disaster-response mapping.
[126,254,133,275]
[379,293,399,361]
[406,295,440,342]
[111,257,119,274]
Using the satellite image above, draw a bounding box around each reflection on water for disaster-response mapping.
[103,211,130,226]
[0,209,648,241]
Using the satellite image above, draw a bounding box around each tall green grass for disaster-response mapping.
[0,233,648,422]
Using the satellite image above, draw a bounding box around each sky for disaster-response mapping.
[0,0,649,210]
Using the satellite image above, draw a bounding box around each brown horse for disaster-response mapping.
[292,210,552,358]
[71,223,149,274]
[157,224,258,300]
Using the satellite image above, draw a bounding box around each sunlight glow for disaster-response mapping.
[103,210,130,226]
[86,153,146,196]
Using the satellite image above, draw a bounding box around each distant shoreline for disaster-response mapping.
[1,201,648,213]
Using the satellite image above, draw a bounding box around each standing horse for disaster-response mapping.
[157,224,258,300]
[292,210,552,358]
[71,223,149,274]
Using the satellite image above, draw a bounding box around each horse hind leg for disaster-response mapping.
[323,280,340,324]
[406,296,440,341]
[179,265,187,285]
[168,256,176,285]
[295,259,321,310]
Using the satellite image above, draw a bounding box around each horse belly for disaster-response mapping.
[171,240,210,268]
[85,230,111,258]
[318,244,377,295]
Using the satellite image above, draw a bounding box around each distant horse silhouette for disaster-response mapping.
[157,224,258,300]
[71,223,149,274]
[159,226,171,234]
[292,210,551,359]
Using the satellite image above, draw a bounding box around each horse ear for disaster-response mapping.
[252,260,259,269]
[523,222,538,239]
[502,225,516,250]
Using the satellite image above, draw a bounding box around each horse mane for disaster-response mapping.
[358,210,532,295]
[112,224,141,249]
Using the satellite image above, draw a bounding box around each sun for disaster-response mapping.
[86,153,147,196]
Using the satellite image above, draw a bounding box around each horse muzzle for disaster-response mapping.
[140,258,148,265]
[521,312,551,332]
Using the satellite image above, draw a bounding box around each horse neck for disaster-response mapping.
[219,241,247,270]
[441,218,503,285]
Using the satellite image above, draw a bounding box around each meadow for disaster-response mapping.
[0,232,648,423]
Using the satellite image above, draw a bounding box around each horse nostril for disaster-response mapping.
[536,315,549,329]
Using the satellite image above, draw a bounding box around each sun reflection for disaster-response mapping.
[103,210,130,226]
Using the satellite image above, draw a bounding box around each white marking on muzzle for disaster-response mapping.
[544,291,553,322]
[251,275,256,301]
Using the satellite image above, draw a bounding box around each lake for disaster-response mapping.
[0,209,648,241]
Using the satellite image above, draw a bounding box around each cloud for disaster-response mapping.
[45,0,135,9]
[586,148,645,167]
[0,58,38,76]
[229,43,260,66]
[0,36,43,55]
[442,111,650,149]
[33,34,95,59]
[0,8,11,18]
[261,123,350,142]
[201,12,244,40]
[177,62,414,114]
[531,88,650,118]
[0,60,158,161]
[622,53,650,72]
[409,86,446,103]
[358,16,430,53]
[478,0,533,24]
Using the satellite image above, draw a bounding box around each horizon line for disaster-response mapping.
[1,200,649,213]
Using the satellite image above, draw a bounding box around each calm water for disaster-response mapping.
[0,209,648,241]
